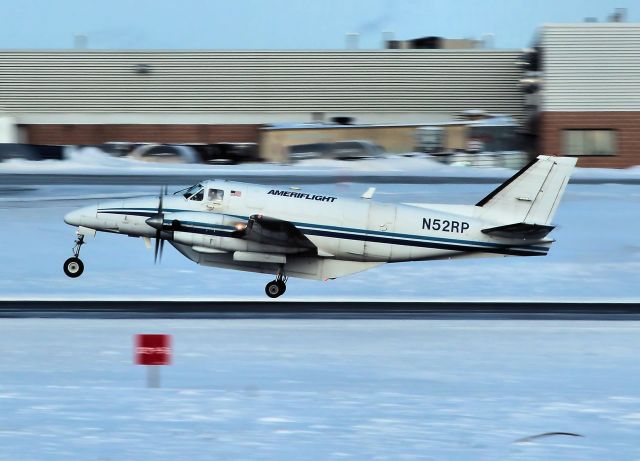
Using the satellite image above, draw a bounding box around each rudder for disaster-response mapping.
[476,155,577,225]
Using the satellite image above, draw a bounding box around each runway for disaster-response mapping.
[2,301,639,319]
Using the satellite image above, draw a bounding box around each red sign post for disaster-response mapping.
[135,334,171,388]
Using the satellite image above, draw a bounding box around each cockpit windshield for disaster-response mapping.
[181,183,204,201]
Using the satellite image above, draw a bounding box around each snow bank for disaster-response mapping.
[1,147,638,182]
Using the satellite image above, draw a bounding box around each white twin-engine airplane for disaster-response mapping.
[63,155,576,297]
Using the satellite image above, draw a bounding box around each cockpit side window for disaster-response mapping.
[189,188,204,201]
[182,183,202,198]
[181,183,205,201]
[207,189,224,202]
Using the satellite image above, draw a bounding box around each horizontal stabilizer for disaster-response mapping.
[482,222,555,240]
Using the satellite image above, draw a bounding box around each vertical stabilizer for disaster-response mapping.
[476,155,577,225]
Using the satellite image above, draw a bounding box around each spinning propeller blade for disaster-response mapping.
[154,235,161,263]
[151,186,168,264]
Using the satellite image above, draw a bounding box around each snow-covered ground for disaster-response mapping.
[1,181,638,300]
[1,318,639,460]
[2,167,638,460]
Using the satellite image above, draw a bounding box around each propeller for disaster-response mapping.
[145,186,168,264]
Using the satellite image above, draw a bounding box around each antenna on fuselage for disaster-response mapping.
[361,187,376,199]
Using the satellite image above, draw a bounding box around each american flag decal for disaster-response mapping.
[231,190,242,197]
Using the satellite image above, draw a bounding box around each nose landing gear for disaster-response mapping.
[63,234,85,278]
[265,268,287,298]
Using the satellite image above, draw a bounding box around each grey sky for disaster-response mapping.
[1,0,637,50]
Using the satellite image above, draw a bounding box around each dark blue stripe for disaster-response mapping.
[302,228,546,257]
[99,210,155,218]
[176,222,545,257]
[225,213,549,253]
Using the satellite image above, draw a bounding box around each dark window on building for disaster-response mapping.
[562,130,617,156]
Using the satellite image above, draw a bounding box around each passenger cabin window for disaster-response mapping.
[208,189,224,202]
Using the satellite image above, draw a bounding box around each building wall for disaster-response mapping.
[24,124,261,145]
[541,24,640,112]
[0,50,525,122]
[540,112,640,168]
[260,125,423,162]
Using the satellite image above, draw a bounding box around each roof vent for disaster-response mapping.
[73,34,88,50]
[609,8,627,22]
[346,33,359,50]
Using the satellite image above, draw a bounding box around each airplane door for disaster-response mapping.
[364,202,396,259]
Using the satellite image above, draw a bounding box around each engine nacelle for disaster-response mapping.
[153,212,232,248]
[157,211,306,254]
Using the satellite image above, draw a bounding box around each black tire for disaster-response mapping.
[265,280,283,298]
[277,281,287,295]
[63,257,84,278]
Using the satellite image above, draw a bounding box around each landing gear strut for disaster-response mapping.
[265,267,287,298]
[63,234,85,278]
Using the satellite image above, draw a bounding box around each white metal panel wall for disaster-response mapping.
[542,23,640,111]
[0,50,524,118]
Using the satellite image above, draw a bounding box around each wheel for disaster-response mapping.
[265,280,284,298]
[277,280,286,295]
[63,257,84,278]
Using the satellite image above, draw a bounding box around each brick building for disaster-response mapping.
[536,23,640,168]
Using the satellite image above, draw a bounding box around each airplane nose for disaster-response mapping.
[64,205,97,226]
[64,209,82,226]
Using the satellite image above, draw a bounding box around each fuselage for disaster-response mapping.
[65,179,551,264]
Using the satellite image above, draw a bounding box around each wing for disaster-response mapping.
[236,214,317,251]
[171,242,383,281]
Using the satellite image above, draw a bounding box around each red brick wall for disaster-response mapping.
[24,124,261,145]
[540,112,640,168]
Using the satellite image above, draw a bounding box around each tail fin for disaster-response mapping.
[476,155,577,225]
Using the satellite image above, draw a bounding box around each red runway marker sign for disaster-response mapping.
[135,334,171,365]
[135,334,171,387]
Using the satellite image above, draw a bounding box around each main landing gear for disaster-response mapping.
[265,268,287,298]
[63,234,85,278]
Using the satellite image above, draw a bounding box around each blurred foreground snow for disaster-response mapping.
[0,318,639,460]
